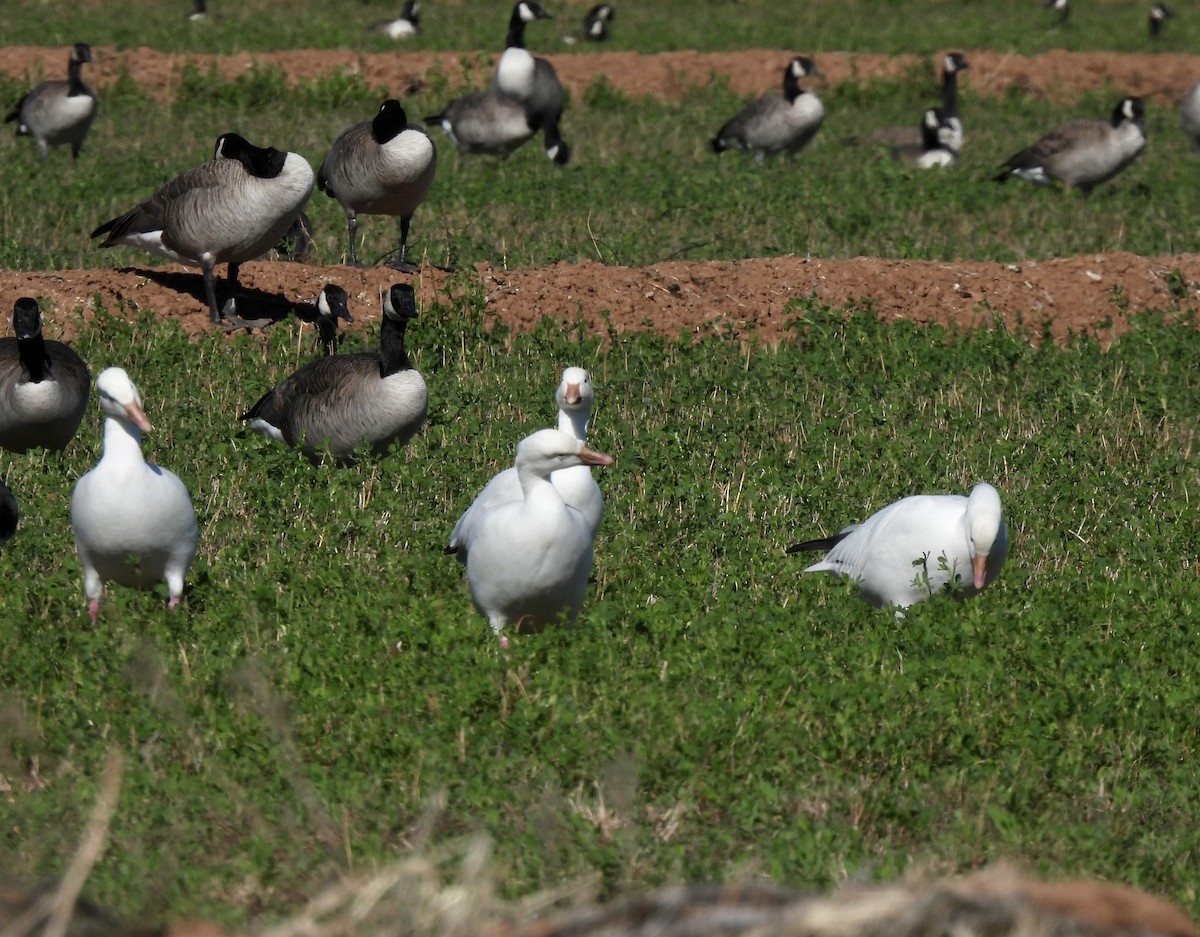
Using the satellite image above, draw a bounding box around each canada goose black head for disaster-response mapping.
[1113,95,1146,129]
[782,56,821,101]
[507,0,552,48]
[214,132,288,178]
[315,284,353,355]
[70,43,93,68]
[942,52,969,77]
[371,99,410,144]
[1149,3,1172,37]
[383,283,418,325]
[12,296,43,341]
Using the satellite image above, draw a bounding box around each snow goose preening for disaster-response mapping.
[90,132,315,322]
[464,428,613,646]
[369,0,421,39]
[447,366,601,562]
[711,56,824,164]
[70,367,199,624]
[241,282,427,463]
[0,297,90,453]
[4,42,97,160]
[493,0,571,164]
[788,482,1008,612]
[318,99,437,273]
[993,96,1146,195]
[0,482,17,546]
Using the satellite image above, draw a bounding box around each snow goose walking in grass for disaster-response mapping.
[91,132,314,322]
[0,297,90,453]
[4,42,97,160]
[463,428,613,646]
[70,367,198,624]
[711,56,824,164]
[447,367,601,562]
[788,482,1008,612]
[241,283,427,463]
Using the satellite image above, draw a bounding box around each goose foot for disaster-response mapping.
[87,598,100,625]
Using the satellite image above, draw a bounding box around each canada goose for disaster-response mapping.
[369,0,420,38]
[1149,3,1172,38]
[242,283,427,463]
[1046,0,1069,25]
[425,90,541,157]
[847,52,969,152]
[563,3,614,43]
[447,366,602,563]
[189,0,208,20]
[0,482,17,546]
[310,284,353,356]
[318,99,437,273]
[711,56,824,164]
[994,96,1146,194]
[493,0,571,164]
[890,107,959,168]
[91,132,314,323]
[4,42,97,160]
[1180,81,1200,149]
[788,482,1008,613]
[70,367,199,624]
[0,297,90,453]
[463,428,613,646]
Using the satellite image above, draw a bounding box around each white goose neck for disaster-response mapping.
[103,416,146,464]
[557,407,590,442]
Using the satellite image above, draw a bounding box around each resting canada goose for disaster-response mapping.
[0,482,17,546]
[447,366,602,563]
[4,42,97,160]
[1180,81,1200,149]
[890,107,959,168]
[463,428,613,646]
[788,482,1008,613]
[189,0,208,20]
[241,283,427,463]
[70,367,199,624]
[318,99,437,273]
[563,3,614,43]
[369,0,420,38]
[425,90,541,157]
[994,96,1146,194]
[1149,3,1172,38]
[492,0,571,164]
[848,52,969,152]
[711,56,824,163]
[91,132,314,323]
[0,297,90,453]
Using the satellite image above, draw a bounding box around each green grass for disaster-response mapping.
[1,298,1198,926]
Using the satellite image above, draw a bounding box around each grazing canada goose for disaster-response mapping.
[369,0,420,38]
[711,56,824,164]
[1046,0,1069,25]
[492,0,571,164]
[425,90,541,157]
[91,133,314,323]
[563,3,614,43]
[447,367,602,563]
[70,367,199,624]
[463,428,613,646]
[788,482,1008,613]
[1149,3,1173,38]
[993,96,1146,194]
[4,42,97,160]
[242,283,427,463]
[0,297,90,453]
[318,99,437,273]
[890,107,959,168]
[0,482,17,546]
[1180,81,1200,149]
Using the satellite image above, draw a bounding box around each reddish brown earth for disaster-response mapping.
[3,47,1200,343]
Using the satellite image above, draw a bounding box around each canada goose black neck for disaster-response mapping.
[12,298,51,383]
[781,57,818,104]
[379,284,417,377]
[1112,96,1145,130]
[315,284,353,356]
[941,53,967,120]
[371,99,409,145]
[215,132,287,178]
[67,43,92,97]
[506,1,550,49]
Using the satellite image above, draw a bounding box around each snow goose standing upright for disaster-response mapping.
[788,482,1008,612]
[4,42,97,160]
[0,297,91,453]
[464,428,613,646]
[318,99,437,272]
[90,132,314,322]
[70,368,198,624]
[447,367,601,562]
[241,283,427,463]
[493,0,571,164]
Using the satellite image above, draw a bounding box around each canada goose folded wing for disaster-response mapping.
[426,90,541,156]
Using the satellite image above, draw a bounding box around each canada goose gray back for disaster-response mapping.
[318,99,437,272]
[1180,80,1200,149]
[890,107,959,168]
[4,42,97,160]
[1149,3,1172,37]
[91,132,314,322]
[0,481,16,546]
[994,96,1146,194]
[241,283,428,463]
[0,297,90,453]
[711,56,824,163]
[493,1,571,163]
[370,0,420,38]
[426,90,540,157]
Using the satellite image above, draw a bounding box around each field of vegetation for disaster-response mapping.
[2,0,1199,931]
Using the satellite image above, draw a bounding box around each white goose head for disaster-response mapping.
[515,428,612,480]
[555,367,594,439]
[964,482,1005,588]
[95,367,153,433]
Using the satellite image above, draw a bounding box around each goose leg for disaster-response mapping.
[201,263,223,322]
[387,214,419,273]
[346,214,362,266]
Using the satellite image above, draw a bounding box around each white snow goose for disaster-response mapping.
[241,282,427,463]
[447,366,601,562]
[70,367,199,624]
[463,428,613,646]
[788,482,1008,612]
[0,297,91,453]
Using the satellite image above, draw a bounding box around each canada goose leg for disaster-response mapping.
[201,263,223,322]
[346,215,363,266]
[387,215,419,273]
